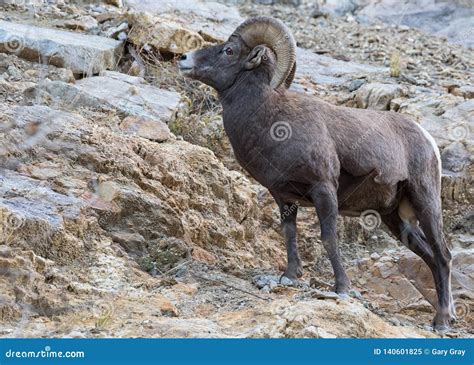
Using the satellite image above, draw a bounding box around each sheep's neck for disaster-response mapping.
[218,78,276,172]
[219,78,272,131]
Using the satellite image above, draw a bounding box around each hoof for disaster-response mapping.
[279,275,295,286]
[332,282,351,295]
[432,313,455,332]
[282,265,303,281]
[338,293,351,301]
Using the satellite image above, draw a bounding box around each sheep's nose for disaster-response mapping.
[180,54,187,60]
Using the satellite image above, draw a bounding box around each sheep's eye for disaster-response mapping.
[224,47,233,56]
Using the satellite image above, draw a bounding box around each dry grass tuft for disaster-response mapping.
[128,45,230,158]
[389,51,401,78]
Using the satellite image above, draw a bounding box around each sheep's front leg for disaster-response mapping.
[274,198,302,280]
[310,182,350,294]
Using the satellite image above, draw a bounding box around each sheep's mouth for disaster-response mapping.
[178,60,195,76]
[178,66,194,75]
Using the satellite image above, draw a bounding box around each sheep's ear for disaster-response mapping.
[244,45,267,70]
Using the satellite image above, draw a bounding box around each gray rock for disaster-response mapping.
[6,64,21,80]
[253,274,279,289]
[105,22,128,39]
[319,0,359,16]
[348,78,366,92]
[120,116,170,142]
[0,106,87,259]
[310,289,340,300]
[0,104,86,157]
[117,32,127,41]
[253,0,301,5]
[349,289,362,299]
[60,15,98,32]
[413,98,473,157]
[355,82,403,110]
[442,100,474,144]
[370,252,381,260]
[0,20,123,75]
[279,275,294,286]
[356,0,474,48]
[292,48,386,88]
[26,71,181,123]
[459,85,474,99]
[441,142,471,173]
[124,0,243,41]
[126,12,206,54]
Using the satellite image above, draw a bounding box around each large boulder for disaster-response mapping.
[0,103,284,272]
[124,0,243,42]
[348,246,474,330]
[291,48,387,89]
[25,71,181,122]
[0,21,123,75]
[355,82,404,110]
[127,12,207,54]
[356,0,474,48]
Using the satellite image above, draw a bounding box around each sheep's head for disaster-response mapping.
[178,16,297,92]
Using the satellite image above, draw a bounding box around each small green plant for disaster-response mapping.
[95,303,114,331]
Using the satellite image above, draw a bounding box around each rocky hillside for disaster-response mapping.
[0,0,472,338]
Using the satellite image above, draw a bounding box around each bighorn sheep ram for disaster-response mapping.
[178,16,455,330]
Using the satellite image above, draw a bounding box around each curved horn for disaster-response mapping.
[284,61,297,89]
[230,16,296,89]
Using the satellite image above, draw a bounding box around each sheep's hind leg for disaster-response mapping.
[275,199,303,281]
[408,190,455,331]
[310,182,350,294]
[380,209,435,269]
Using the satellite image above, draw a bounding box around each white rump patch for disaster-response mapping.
[412,121,442,185]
